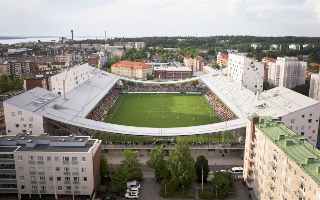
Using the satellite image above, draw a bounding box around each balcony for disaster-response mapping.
[64,181,71,185]
[64,172,71,176]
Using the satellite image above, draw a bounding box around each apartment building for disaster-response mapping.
[49,63,94,95]
[7,59,33,78]
[111,61,152,80]
[154,65,192,80]
[309,73,320,101]
[227,53,264,94]
[183,56,204,73]
[268,57,306,89]
[243,118,320,200]
[0,135,101,199]
[216,52,228,68]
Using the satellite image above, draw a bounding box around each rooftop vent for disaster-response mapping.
[27,139,32,143]
[7,138,12,141]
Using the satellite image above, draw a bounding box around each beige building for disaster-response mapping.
[111,61,152,80]
[244,118,320,200]
[268,57,306,89]
[310,73,320,101]
[183,56,204,73]
[0,135,101,199]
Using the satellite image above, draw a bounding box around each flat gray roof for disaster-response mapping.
[0,135,98,152]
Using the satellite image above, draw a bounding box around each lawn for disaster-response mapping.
[104,93,221,128]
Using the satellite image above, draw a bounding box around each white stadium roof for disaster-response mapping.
[5,64,319,136]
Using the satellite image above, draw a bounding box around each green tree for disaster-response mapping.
[149,145,170,182]
[195,155,209,183]
[100,156,109,184]
[167,141,195,191]
[111,166,128,195]
[212,172,233,198]
[122,150,143,181]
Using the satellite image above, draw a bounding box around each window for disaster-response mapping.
[37,156,43,161]
[302,115,305,118]
[49,176,53,181]
[56,167,60,171]
[18,155,23,161]
[16,124,20,128]
[64,167,69,172]
[83,177,87,181]
[65,177,70,181]
[66,186,71,190]
[72,157,77,161]
[47,156,51,161]
[57,186,62,191]
[54,156,59,161]
[19,176,24,180]
[21,185,25,190]
[63,157,69,161]
[301,132,305,136]
[57,177,61,181]
[82,157,86,161]
[81,168,86,173]
[308,119,312,123]
[31,176,36,181]
[40,176,45,181]
[11,112,16,117]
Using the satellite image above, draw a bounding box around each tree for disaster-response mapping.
[167,141,195,191]
[100,156,109,184]
[212,172,233,198]
[122,150,143,181]
[149,145,170,182]
[111,166,129,195]
[195,155,209,183]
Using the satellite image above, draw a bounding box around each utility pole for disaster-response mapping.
[201,167,204,192]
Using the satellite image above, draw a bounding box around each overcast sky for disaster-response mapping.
[1,0,320,37]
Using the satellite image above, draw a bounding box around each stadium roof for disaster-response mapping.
[201,73,320,119]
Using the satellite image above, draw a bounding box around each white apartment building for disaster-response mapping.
[227,53,264,94]
[3,88,57,136]
[49,63,95,95]
[268,57,306,89]
[0,135,101,199]
[309,73,320,101]
[244,118,320,200]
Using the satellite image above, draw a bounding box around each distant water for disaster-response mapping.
[0,36,104,45]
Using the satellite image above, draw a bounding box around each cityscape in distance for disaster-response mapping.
[0,1,320,200]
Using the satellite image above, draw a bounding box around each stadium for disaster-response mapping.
[6,63,315,146]
[4,64,249,147]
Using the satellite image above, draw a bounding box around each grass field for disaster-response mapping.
[104,93,221,128]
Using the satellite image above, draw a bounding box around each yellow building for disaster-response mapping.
[111,61,152,80]
[244,118,320,200]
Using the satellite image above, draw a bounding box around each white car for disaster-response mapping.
[127,181,141,190]
[125,192,139,199]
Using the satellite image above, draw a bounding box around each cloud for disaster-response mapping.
[0,0,319,37]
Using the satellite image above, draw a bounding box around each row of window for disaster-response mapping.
[26,176,86,182]
[22,155,86,162]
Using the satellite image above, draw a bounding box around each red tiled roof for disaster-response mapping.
[112,61,151,69]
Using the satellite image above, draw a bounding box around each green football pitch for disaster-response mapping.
[104,93,221,128]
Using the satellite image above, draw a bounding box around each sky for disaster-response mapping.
[0,0,320,37]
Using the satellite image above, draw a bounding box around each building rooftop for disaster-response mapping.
[258,118,320,184]
[112,61,151,69]
[201,73,320,119]
[0,135,99,152]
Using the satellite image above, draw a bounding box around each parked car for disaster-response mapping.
[127,180,141,190]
